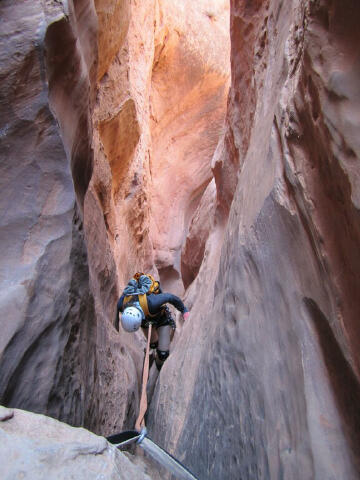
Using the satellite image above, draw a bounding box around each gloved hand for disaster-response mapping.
[183,311,190,322]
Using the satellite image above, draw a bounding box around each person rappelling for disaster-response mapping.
[111,274,198,480]
[115,272,190,370]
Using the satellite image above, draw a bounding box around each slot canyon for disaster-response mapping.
[1,0,360,478]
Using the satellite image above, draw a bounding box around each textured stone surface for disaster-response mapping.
[91,0,230,294]
[0,0,97,427]
[0,406,152,480]
[148,1,360,479]
[3,0,360,479]
[181,179,216,289]
[87,0,231,433]
[150,0,230,294]
[94,0,130,82]
[87,0,156,436]
[91,0,156,292]
[0,0,142,438]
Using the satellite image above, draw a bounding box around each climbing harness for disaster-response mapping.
[138,292,157,318]
[107,324,198,480]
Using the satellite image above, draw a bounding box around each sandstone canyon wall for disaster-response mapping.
[0,0,230,440]
[87,0,230,435]
[0,0,99,428]
[1,0,360,479]
[149,1,360,479]
[149,0,230,294]
[0,0,143,435]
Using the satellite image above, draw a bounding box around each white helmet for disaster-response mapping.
[121,306,142,332]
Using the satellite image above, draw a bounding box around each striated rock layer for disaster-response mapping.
[0,0,98,427]
[2,0,360,479]
[87,0,230,431]
[0,0,230,438]
[149,1,360,479]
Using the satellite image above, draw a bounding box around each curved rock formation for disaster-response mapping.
[2,0,360,479]
[0,0,142,435]
[0,0,97,427]
[87,0,230,433]
[181,178,216,289]
[149,1,360,479]
[150,0,230,294]
[0,0,230,437]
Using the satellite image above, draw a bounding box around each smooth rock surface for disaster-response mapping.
[150,0,230,294]
[0,0,98,427]
[0,406,152,480]
[181,178,216,289]
[86,0,231,433]
[2,0,360,479]
[148,1,360,479]
[0,0,141,437]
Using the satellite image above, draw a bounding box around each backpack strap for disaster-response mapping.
[123,295,133,307]
[124,294,152,316]
[125,292,163,320]
[139,294,158,318]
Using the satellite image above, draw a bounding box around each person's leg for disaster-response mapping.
[141,326,158,369]
[150,327,158,349]
[156,325,171,370]
[142,327,158,349]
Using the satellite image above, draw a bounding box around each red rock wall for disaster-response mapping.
[0,0,142,436]
[87,0,230,433]
[2,1,360,478]
[85,0,156,434]
[149,1,360,479]
[149,0,230,294]
[0,0,98,427]
[0,0,230,438]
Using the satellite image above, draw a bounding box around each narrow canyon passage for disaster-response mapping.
[1,1,360,479]
[86,0,231,441]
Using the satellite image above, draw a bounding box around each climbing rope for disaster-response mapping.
[135,324,152,431]
[107,324,199,479]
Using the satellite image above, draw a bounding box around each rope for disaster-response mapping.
[135,324,152,431]
[107,322,199,479]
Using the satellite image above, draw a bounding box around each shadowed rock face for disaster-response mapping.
[148,0,360,478]
[0,0,230,439]
[0,0,145,437]
[0,0,98,428]
[87,0,230,434]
